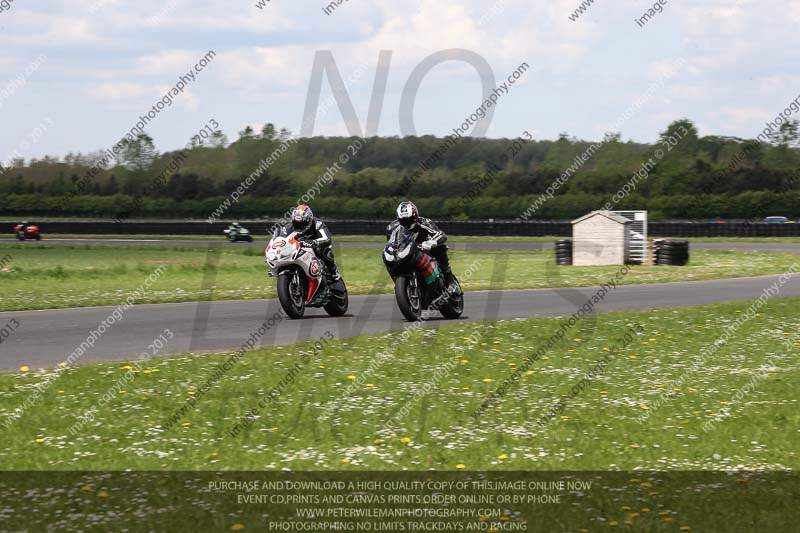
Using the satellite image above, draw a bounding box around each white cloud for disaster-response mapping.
[363,0,482,61]
[137,51,197,75]
[648,58,685,80]
[215,46,310,90]
[91,82,147,100]
[652,112,685,127]
[671,83,706,98]
[723,107,770,124]
[0,11,107,48]
[157,85,200,112]
[46,17,102,44]
[757,75,800,95]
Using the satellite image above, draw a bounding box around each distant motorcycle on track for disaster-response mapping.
[265,230,349,319]
[13,222,41,241]
[223,222,253,242]
[382,225,463,321]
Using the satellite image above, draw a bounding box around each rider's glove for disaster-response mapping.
[421,240,437,252]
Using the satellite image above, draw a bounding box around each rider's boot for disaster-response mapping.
[327,263,342,282]
[443,269,460,295]
[430,247,458,294]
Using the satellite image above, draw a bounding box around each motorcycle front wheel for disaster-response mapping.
[439,278,464,319]
[277,268,306,319]
[395,276,422,322]
[324,279,348,317]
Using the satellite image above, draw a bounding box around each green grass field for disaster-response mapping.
[0,242,798,311]
[1,297,797,471]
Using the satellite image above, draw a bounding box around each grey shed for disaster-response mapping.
[571,210,631,266]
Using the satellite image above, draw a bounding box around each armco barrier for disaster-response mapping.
[7,221,800,238]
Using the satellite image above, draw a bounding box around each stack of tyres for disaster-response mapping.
[655,240,689,266]
[555,239,573,265]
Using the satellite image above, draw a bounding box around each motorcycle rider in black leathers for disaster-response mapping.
[227,221,242,236]
[280,204,341,281]
[386,201,457,291]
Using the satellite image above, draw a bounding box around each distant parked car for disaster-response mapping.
[764,216,790,224]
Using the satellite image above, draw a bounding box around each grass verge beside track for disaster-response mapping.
[1,243,799,311]
[1,297,798,471]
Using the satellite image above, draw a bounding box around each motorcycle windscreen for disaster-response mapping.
[389,225,414,247]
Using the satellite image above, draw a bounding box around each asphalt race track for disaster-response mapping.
[2,273,799,370]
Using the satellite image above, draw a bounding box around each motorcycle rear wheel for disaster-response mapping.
[277,268,306,319]
[395,276,422,321]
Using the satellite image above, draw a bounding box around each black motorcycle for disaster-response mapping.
[383,226,463,321]
[223,224,253,242]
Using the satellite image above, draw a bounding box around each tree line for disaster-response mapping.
[1,119,799,220]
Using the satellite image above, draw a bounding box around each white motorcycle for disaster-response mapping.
[265,231,349,319]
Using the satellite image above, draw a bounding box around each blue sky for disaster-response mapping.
[1,0,797,161]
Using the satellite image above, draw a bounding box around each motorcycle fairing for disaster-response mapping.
[416,254,440,284]
[266,232,324,303]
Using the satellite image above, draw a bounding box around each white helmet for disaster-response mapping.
[396,201,419,229]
